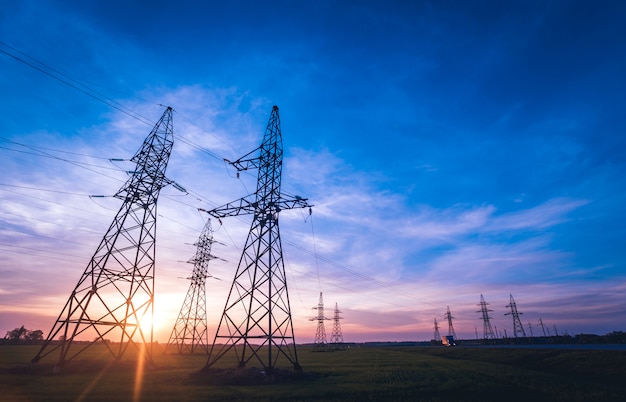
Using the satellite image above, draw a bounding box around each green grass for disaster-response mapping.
[1,344,625,401]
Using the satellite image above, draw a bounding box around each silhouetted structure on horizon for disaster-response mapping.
[165,219,222,354]
[201,106,311,373]
[310,292,329,351]
[505,294,527,337]
[32,107,174,369]
[477,294,497,341]
[445,306,456,339]
[330,302,344,349]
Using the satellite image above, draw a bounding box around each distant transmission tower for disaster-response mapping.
[310,292,329,351]
[476,294,496,340]
[330,302,344,349]
[201,106,311,373]
[538,318,547,336]
[165,219,221,354]
[444,306,456,339]
[32,107,174,368]
[505,294,527,337]
[433,318,441,341]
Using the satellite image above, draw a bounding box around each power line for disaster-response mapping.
[0,41,154,126]
[172,111,237,163]
[1,41,446,315]
[0,137,117,160]
[1,41,317,206]
[0,183,99,197]
[0,243,86,261]
[309,214,322,291]
[0,145,125,172]
[2,156,438,314]
[0,139,128,182]
[0,43,240,171]
[0,225,100,248]
[0,246,84,265]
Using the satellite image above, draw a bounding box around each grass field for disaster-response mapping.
[1,343,625,401]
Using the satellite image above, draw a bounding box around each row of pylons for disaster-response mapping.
[310,292,344,351]
[434,294,559,341]
[32,105,312,374]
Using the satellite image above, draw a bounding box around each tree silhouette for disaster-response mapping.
[4,326,43,342]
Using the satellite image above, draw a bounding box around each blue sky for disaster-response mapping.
[1,0,625,342]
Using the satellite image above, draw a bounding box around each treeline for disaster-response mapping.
[468,331,626,345]
[561,331,626,344]
[1,325,43,344]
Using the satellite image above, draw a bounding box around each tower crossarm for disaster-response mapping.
[201,195,311,218]
[223,147,263,171]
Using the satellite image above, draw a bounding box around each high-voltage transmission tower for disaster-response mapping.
[444,306,456,339]
[201,106,311,373]
[505,294,527,337]
[32,107,174,368]
[165,219,221,354]
[310,292,329,351]
[433,318,441,341]
[538,318,547,336]
[330,302,344,349]
[476,294,497,341]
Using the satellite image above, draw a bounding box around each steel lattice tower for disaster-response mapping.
[330,302,344,348]
[202,106,311,373]
[165,219,220,354]
[433,318,441,341]
[538,318,547,336]
[505,294,527,337]
[444,306,456,338]
[476,294,496,340]
[32,107,174,368]
[310,292,329,351]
